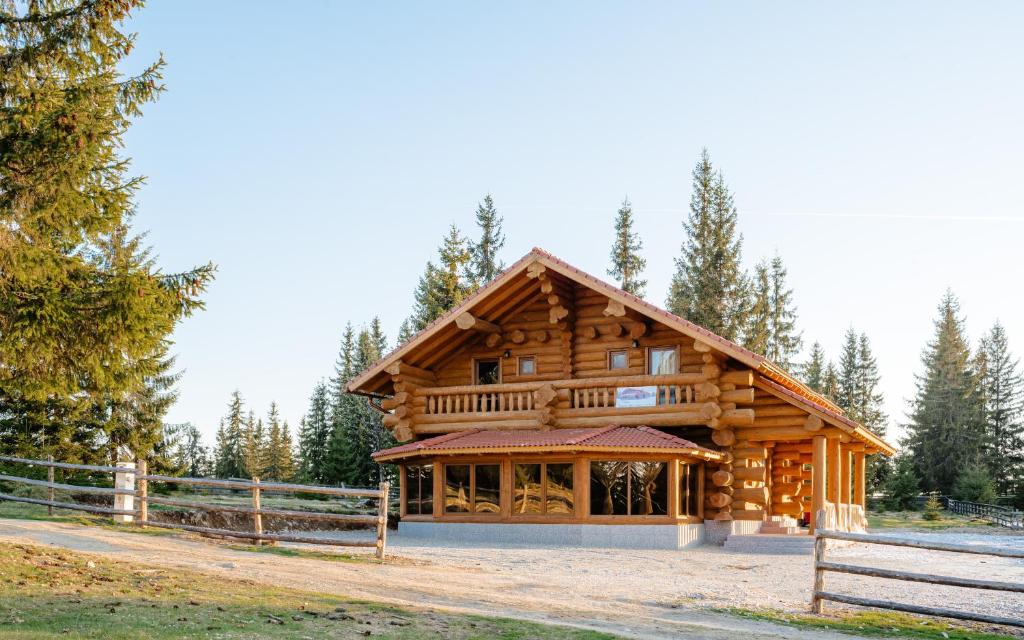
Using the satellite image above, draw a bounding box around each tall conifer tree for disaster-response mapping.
[214,391,247,479]
[804,342,828,393]
[905,291,986,494]
[408,225,473,331]
[743,256,800,368]
[667,149,748,340]
[978,322,1023,493]
[298,382,331,483]
[467,194,506,286]
[607,198,647,297]
[0,1,213,461]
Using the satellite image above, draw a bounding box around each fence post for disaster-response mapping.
[376,481,390,561]
[252,477,263,546]
[136,459,148,528]
[812,533,827,613]
[112,461,135,523]
[46,456,54,516]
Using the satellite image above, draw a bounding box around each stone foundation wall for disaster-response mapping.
[397,522,706,550]
[702,519,761,545]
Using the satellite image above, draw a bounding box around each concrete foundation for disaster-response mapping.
[702,518,761,546]
[397,521,706,549]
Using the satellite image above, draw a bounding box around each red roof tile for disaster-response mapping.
[372,426,721,462]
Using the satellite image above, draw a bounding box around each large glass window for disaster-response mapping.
[404,464,433,515]
[474,464,501,513]
[445,463,501,514]
[678,463,700,517]
[589,461,668,516]
[445,464,471,513]
[513,462,574,516]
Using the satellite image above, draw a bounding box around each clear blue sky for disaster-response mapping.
[123,2,1024,446]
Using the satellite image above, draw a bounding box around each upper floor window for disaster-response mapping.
[648,346,678,375]
[517,356,536,376]
[608,350,629,370]
[475,359,501,385]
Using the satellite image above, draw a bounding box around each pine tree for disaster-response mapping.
[667,149,748,340]
[467,194,506,286]
[298,382,331,483]
[325,324,360,485]
[804,342,828,393]
[743,261,771,355]
[174,423,209,478]
[263,403,294,481]
[905,291,986,494]
[607,198,647,297]
[978,322,1024,494]
[765,256,801,368]
[397,318,415,346]
[837,329,860,415]
[821,362,840,403]
[408,225,473,331]
[0,2,214,461]
[214,391,248,479]
[884,454,920,511]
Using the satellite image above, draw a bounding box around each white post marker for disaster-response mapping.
[113,461,136,523]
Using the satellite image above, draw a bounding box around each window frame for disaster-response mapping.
[516,355,537,377]
[443,462,503,516]
[403,463,434,517]
[607,349,629,371]
[472,358,502,385]
[646,345,679,375]
[511,460,575,518]
[588,460,671,517]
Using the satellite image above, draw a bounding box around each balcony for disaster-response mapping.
[391,373,734,436]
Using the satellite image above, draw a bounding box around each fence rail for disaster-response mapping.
[0,455,391,560]
[812,517,1024,629]
[946,498,1023,529]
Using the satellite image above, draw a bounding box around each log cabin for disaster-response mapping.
[347,248,895,548]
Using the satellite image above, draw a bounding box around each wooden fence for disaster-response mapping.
[0,455,391,560]
[812,525,1024,628]
[946,498,1023,529]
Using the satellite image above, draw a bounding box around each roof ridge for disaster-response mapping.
[570,424,620,444]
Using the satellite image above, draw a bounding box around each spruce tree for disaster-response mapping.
[325,324,360,485]
[821,362,840,403]
[298,382,331,483]
[804,342,828,393]
[667,149,748,340]
[263,402,293,481]
[467,194,506,286]
[765,256,801,368]
[607,198,647,297]
[837,329,860,415]
[174,423,208,478]
[978,322,1023,494]
[905,291,986,494]
[743,261,771,355]
[0,2,213,460]
[214,391,247,479]
[408,225,473,331]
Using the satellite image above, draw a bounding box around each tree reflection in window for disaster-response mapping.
[474,464,501,513]
[679,463,700,516]
[514,462,574,515]
[405,464,433,515]
[589,461,668,516]
[444,464,471,513]
[514,464,543,514]
[546,463,574,514]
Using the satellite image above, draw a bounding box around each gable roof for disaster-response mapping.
[371,425,723,463]
[348,247,895,455]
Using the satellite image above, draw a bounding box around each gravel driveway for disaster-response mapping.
[1,517,1020,639]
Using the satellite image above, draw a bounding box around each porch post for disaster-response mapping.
[854,451,866,509]
[810,435,826,534]
[827,437,841,530]
[839,444,850,530]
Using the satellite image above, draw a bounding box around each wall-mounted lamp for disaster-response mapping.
[503,350,512,359]
[631,339,640,348]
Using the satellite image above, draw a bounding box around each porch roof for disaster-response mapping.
[371,425,724,463]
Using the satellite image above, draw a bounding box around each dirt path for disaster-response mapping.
[0,518,879,639]
[2,518,1020,639]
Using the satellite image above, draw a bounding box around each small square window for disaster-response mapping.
[518,356,536,376]
[608,350,629,370]
[802,463,813,471]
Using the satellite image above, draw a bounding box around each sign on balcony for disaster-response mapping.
[615,386,658,408]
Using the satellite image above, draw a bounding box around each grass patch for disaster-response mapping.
[224,543,371,564]
[867,511,995,530]
[721,607,1017,640]
[0,542,617,639]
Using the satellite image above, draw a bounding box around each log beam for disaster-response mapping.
[455,312,500,333]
